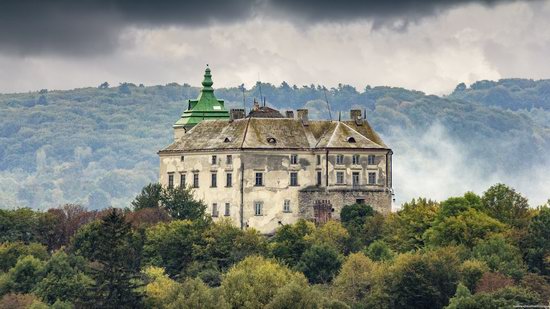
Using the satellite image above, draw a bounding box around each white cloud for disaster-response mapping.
[0,1,549,94]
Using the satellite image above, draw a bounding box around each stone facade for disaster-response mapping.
[159,67,393,234]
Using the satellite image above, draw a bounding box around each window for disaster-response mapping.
[267,137,277,144]
[180,174,186,188]
[336,171,345,184]
[352,154,360,165]
[225,203,230,216]
[180,155,185,162]
[368,172,376,184]
[283,200,291,212]
[317,171,322,186]
[211,173,217,187]
[193,173,199,188]
[224,137,231,143]
[347,137,356,143]
[211,155,217,165]
[255,172,264,186]
[168,174,174,189]
[368,155,376,165]
[316,154,321,165]
[352,172,360,187]
[336,154,344,165]
[290,172,298,186]
[226,155,233,165]
[254,202,263,216]
[290,154,298,165]
[356,199,365,204]
[212,203,218,217]
[226,173,232,187]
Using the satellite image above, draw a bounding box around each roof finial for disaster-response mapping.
[201,64,213,92]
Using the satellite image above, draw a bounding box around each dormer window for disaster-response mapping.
[267,137,277,144]
[224,137,231,143]
[347,137,356,143]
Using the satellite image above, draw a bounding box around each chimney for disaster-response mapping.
[285,110,294,119]
[229,108,245,122]
[350,109,363,125]
[297,109,309,126]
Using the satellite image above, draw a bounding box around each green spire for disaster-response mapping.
[173,65,229,131]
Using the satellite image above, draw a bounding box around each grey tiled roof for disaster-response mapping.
[160,118,388,153]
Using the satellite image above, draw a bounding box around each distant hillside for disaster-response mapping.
[1,79,550,209]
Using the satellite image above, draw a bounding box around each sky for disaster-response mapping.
[1,0,549,94]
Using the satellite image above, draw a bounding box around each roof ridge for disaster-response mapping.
[340,122,382,147]
[326,122,340,147]
[240,118,251,149]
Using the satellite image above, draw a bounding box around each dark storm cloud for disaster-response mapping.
[0,0,520,55]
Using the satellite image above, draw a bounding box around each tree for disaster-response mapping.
[143,220,204,277]
[33,251,93,305]
[424,208,506,248]
[522,206,550,275]
[385,248,461,309]
[475,272,514,293]
[266,281,345,309]
[298,244,342,284]
[221,256,308,309]
[86,209,143,308]
[446,285,540,309]
[270,219,315,267]
[125,207,171,229]
[340,203,375,230]
[382,198,439,252]
[1,255,45,295]
[332,253,383,307]
[459,259,489,292]
[365,240,395,262]
[472,235,526,280]
[98,82,109,89]
[160,186,207,222]
[305,220,349,253]
[131,183,162,211]
[481,184,530,228]
[0,242,48,272]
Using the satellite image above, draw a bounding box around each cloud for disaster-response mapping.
[0,0,520,55]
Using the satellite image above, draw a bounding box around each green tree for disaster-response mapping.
[131,183,162,211]
[266,281,346,309]
[87,209,143,308]
[1,255,45,295]
[33,251,93,305]
[364,240,395,262]
[0,242,48,272]
[270,219,315,267]
[386,248,461,309]
[143,220,204,277]
[481,184,531,228]
[459,259,489,292]
[221,256,308,309]
[160,186,207,221]
[298,244,342,284]
[305,220,349,253]
[424,208,506,248]
[522,206,550,275]
[382,198,439,252]
[472,235,526,280]
[445,285,540,309]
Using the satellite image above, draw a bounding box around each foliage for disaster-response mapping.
[221,256,307,309]
[424,208,506,248]
[445,284,540,309]
[131,183,162,211]
[160,186,208,222]
[86,209,143,308]
[305,220,349,253]
[459,259,489,292]
[365,240,395,262]
[298,244,342,284]
[332,253,382,307]
[1,255,45,295]
[475,272,514,294]
[481,183,531,228]
[0,242,48,272]
[269,219,315,267]
[472,235,526,280]
[521,206,550,275]
[382,198,439,252]
[143,219,204,277]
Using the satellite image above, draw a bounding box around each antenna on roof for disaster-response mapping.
[241,85,246,111]
[257,73,264,106]
[323,88,333,121]
[263,97,266,107]
[338,111,341,122]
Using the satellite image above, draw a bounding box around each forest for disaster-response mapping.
[1,78,550,209]
[0,182,549,308]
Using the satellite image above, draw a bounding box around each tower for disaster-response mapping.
[173,65,229,140]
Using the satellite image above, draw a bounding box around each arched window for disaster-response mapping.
[267,137,277,144]
[347,137,356,143]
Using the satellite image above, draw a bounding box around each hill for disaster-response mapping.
[1,79,550,209]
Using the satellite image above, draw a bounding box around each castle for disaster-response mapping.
[158,66,393,233]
